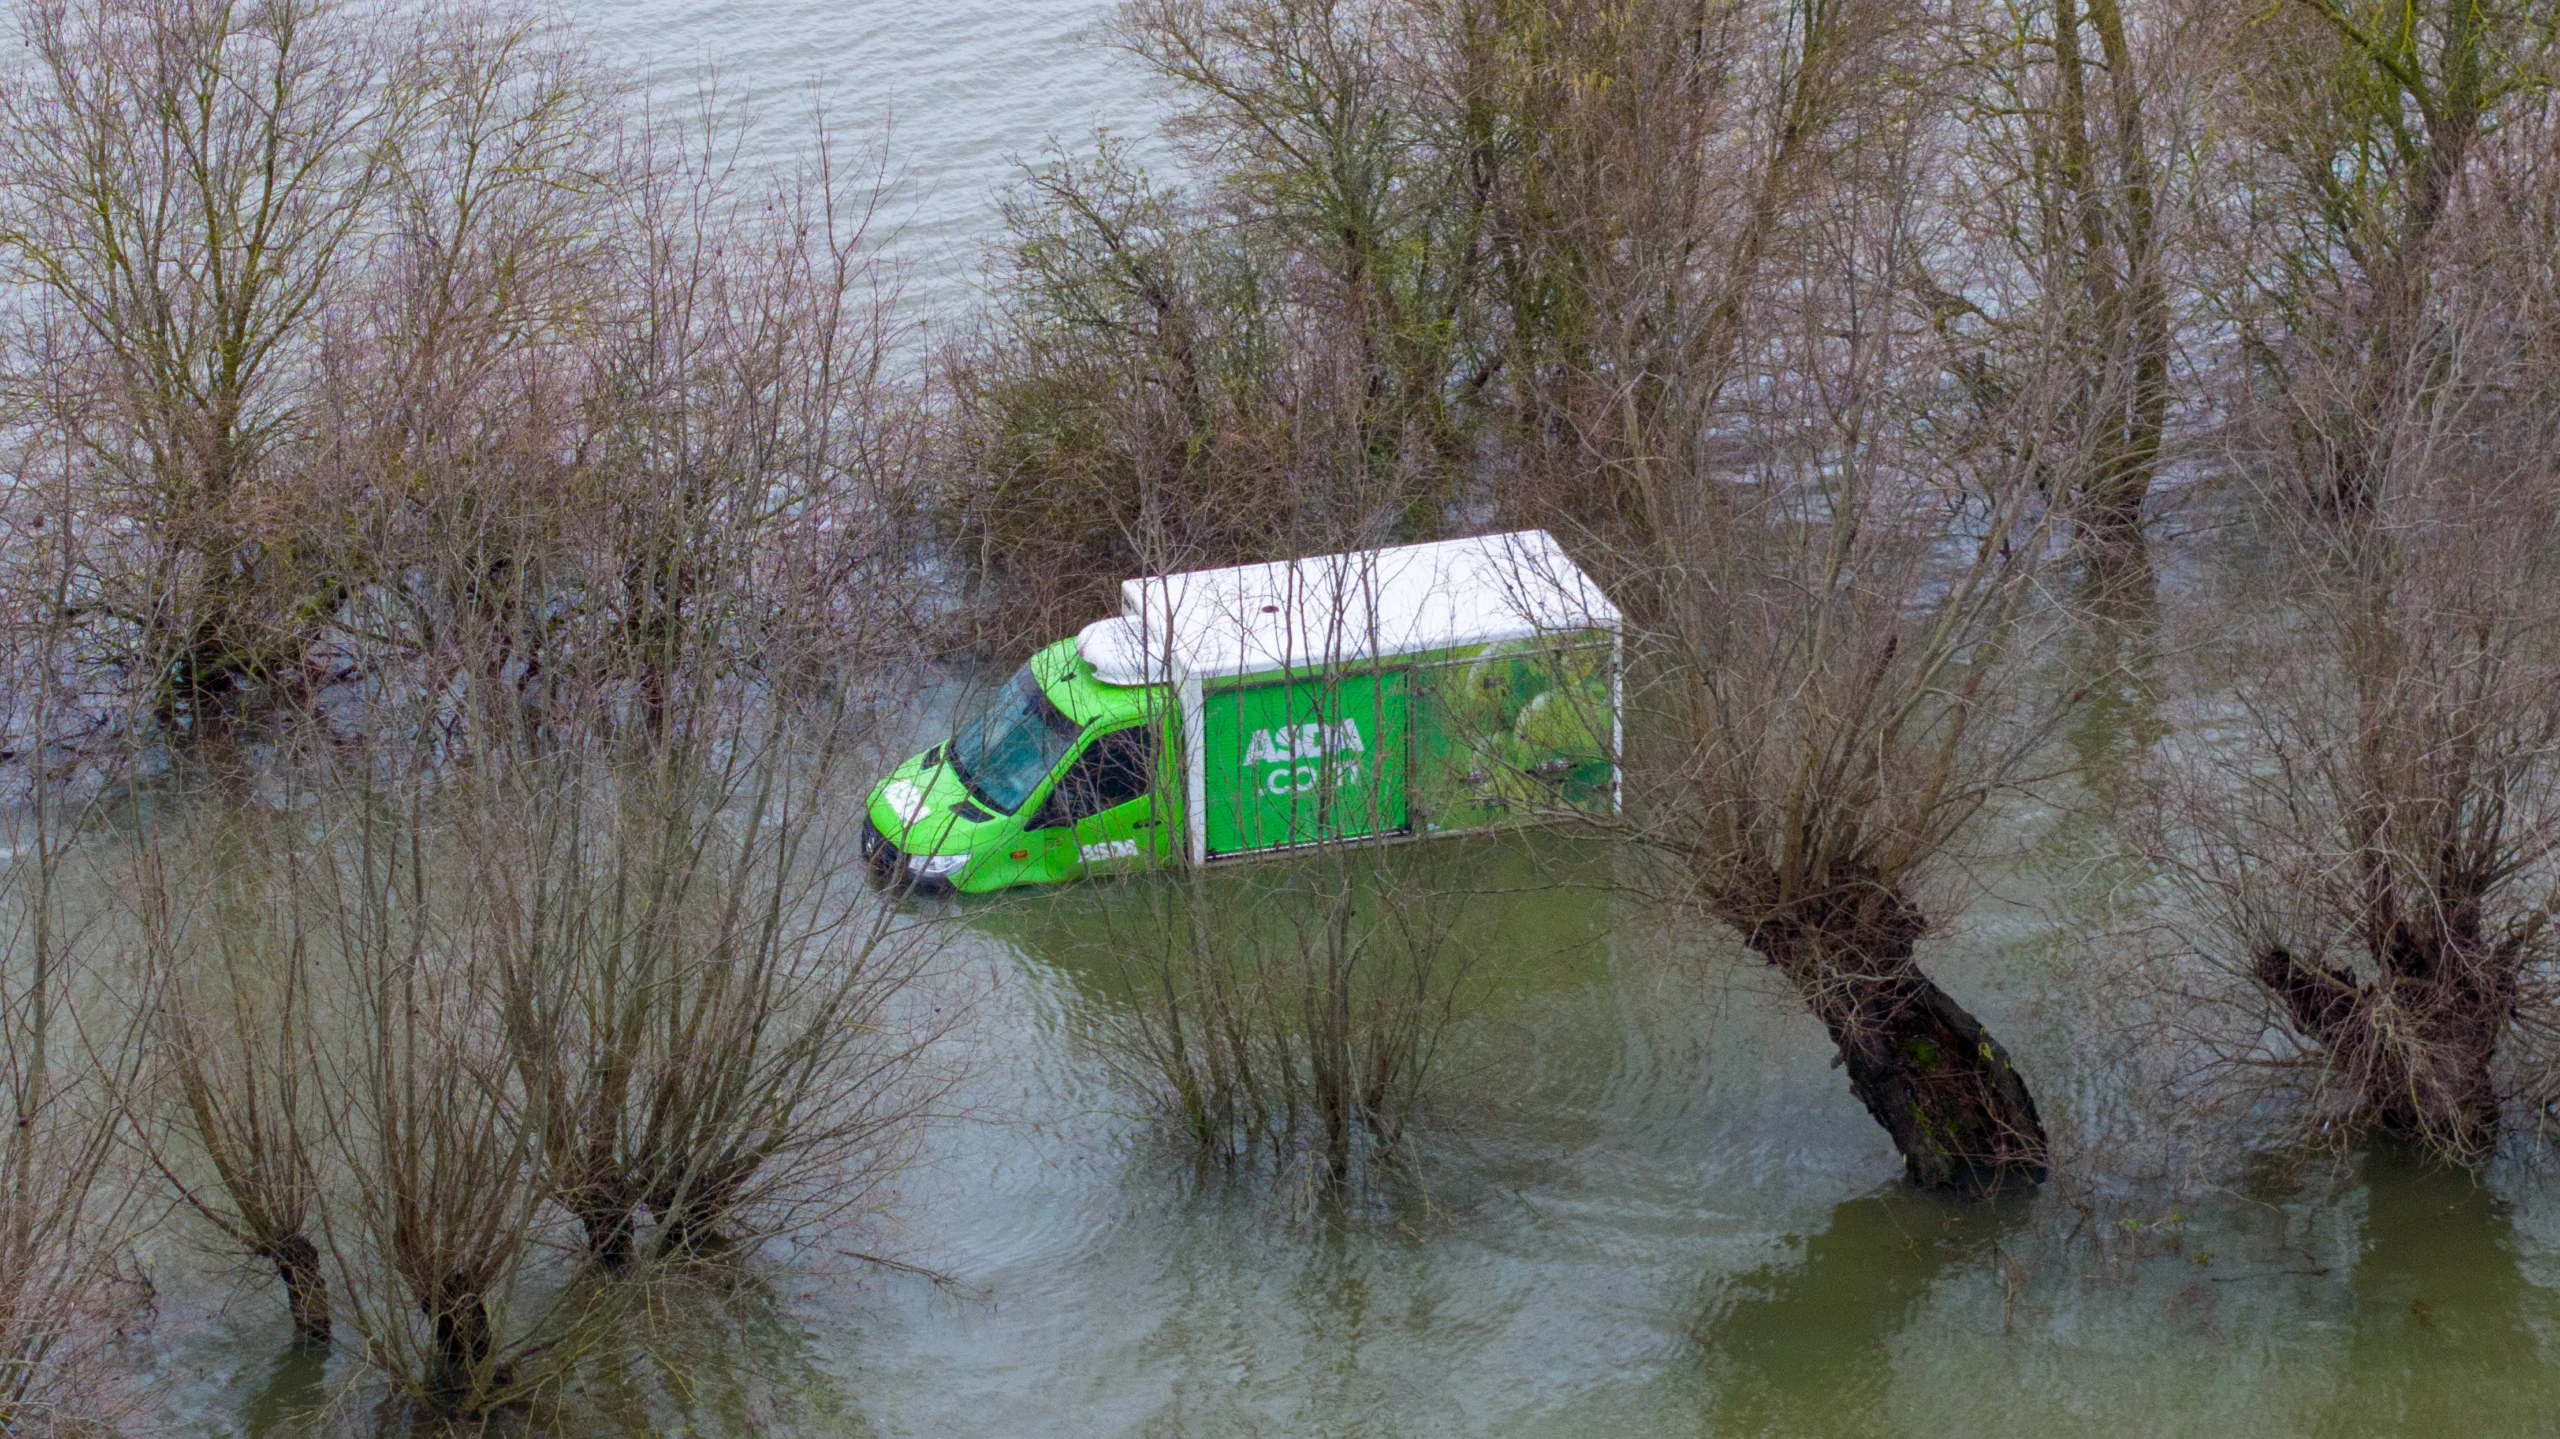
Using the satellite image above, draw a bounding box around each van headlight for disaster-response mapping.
[908,853,968,880]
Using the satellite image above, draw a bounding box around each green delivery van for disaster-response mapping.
[859,530,1623,892]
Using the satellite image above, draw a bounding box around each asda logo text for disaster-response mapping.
[1241,720,1366,764]
[1244,719,1366,796]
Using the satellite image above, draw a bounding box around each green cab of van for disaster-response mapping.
[860,530,1625,894]
[859,638,1176,893]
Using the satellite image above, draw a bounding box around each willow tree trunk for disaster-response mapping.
[1747,888,2048,1195]
[422,1275,498,1414]
[262,1232,331,1347]
[2256,931,2518,1161]
[567,1178,637,1270]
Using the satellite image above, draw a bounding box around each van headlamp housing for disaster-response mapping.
[908,853,969,880]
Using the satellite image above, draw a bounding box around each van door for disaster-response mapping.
[1027,723,1167,875]
[1200,670,1409,856]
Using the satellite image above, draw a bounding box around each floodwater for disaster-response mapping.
[571,0,1173,334]
[123,3,2560,1435]
[140,801,2560,1437]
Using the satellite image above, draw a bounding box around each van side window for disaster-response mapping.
[1040,725,1157,826]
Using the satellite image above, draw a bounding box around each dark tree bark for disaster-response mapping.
[1745,885,2048,1196]
[2051,0,2171,545]
[568,1185,637,1271]
[2257,921,2519,1160]
[259,1231,331,1348]
[422,1275,499,1413]
[644,1153,757,1261]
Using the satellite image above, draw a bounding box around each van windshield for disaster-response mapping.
[947,665,1082,814]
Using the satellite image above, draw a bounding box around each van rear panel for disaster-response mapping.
[1408,634,1618,834]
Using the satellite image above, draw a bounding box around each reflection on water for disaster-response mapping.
[563,1278,876,1439]
[1699,1188,2031,1437]
[236,1345,325,1436]
[1680,1155,2560,1439]
[2320,1158,2560,1437]
[2064,539,2167,815]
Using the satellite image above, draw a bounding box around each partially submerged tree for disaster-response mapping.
[1463,0,1872,550]
[945,142,1303,649]
[53,0,948,1420]
[1071,818,1485,1196]
[2152,102,2560,1162]
[2212,0,2555,517]
[119,700,947,1419]
[1940,0,2188,542]
[129,805,333,1346]
[1118,0,1495,537]
[1626,25,2107,1193]
[484,722,947,1271]
[0,0,399,729]
[1635,367,2075,1193]
[2160,471,2560,1161]
[302,781,582,1416]
[0,407,151,1435]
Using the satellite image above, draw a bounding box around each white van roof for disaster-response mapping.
[1076,529,1621,686]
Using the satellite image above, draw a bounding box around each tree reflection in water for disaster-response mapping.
[1693,1185,2030,1436]
[2319,1157,2560,1437]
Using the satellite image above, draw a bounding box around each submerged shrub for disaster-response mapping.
[118,714,951,1421]
[1062,846,1487,1196]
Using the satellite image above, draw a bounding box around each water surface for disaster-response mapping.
[575,0,1170,329]
[135,813,2560,1437]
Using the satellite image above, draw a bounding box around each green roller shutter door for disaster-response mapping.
[1200,671,1408,856]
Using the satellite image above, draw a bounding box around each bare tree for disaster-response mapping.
[2210,0,2553,517]
[2155,478,2560,1161]
[576,93,918,739]
[0,0,400,730]
[0,363,153,1434]
[0,781,140,1437]
[290,773,601,1418]
[1938,0,2189,541]
[1066,820,1483,1196]
[482,715,949,1269]
[308,0,621,735]
[1461,0,1871,551]
[127,801,332,1346]
[2148,103,2560,1163]
[1622,47,2103,1192]
[1117,0,1494,537]
[945,141,1308,650]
